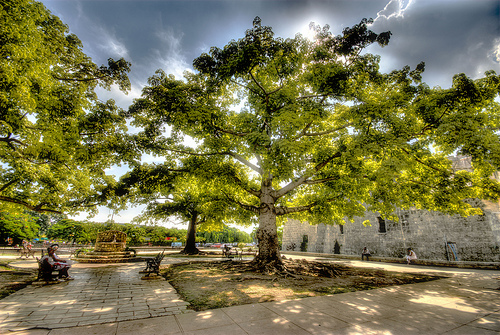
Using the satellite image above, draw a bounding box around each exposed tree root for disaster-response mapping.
[242,257,346,278]
[168,257,347,280]
[179,248,202,255]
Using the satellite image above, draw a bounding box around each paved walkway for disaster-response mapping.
[0,262,190,333]
[1,256,500,334]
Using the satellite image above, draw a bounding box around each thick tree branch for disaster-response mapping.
[0,133,25,149]
[401,148,450,174]
[249,70,268,95]
[303,176,339,185]
[274,195,342,216]
[276,151,342,199]
[409,109,449,138]
[170,147,263,174]
[53,74,108,83]
[294,121,313,139]
[303,122,354,137]
[274,204,314,216]
[230,78,262,97]
[229,173,261,198]
[227,152,263,174]
[0,196,63,214]
[221,191,260,214]
[213,125,248,137]
[297,94,328,100]
[155,147,262,194]
[295,122,353,140]
[267,86,282,95]
[0,179,19,193]
[406,178,438,189]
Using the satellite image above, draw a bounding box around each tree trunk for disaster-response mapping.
[181,214,199,255]
[253,179,283,269]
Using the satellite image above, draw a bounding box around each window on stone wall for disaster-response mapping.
[400,214,410,232]
[377,217,386,233]
[300,235,308,252]
[339,225,344,234]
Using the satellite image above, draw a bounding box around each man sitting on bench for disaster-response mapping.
[361,247,371,261]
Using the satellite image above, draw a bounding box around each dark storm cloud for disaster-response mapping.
[371,0,500,87]
[42,0,500,90]
[42,1,390,83]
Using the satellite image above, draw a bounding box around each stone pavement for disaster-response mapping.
[1,256,500,334]
[0,262,190,333]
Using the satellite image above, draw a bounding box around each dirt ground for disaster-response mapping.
[163,258,441,311]
[0,262,37,299]
[0,256,440,310]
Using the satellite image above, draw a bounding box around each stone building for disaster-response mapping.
[282,157,500,262]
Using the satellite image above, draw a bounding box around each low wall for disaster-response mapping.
[283,251,500,270]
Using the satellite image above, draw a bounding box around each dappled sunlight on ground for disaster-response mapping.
[410,293,484,313]
[2,254,499,333]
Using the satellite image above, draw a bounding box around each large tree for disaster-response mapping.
[128,18,500,269]
[0,0,133,214]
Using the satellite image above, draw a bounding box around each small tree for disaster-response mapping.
[117,164,242,254]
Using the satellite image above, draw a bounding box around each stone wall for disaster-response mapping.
[282,200,500,262]
[96,230,126,243]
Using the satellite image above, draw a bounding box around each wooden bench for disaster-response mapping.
[141,251,165,277]
[240,248,258,257]
[222,246,238,259]
[35,257,60,283]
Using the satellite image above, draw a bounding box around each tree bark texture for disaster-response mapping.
[182,214,200,255]
[254,179,283,268]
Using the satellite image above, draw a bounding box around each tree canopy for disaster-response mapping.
[0,210,39,244]
[0,0,133,214]
[127,17,500,268]
[113,162,250,253]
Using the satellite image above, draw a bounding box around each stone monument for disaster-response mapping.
[73,230,140,263]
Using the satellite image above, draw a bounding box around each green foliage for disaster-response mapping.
[120,224,145,246]
[29,212,65,235]
[74,247,93,257]
[45,219,187,246]
[0,211,39,244]
[196,224,252,243]
[0,0,132,215]
[46,219,97,243]
[127,17,500,262]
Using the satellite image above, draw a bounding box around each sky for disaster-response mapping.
[39,0,500,228]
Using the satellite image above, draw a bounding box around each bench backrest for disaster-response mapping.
[37,256,53,272]
[157,251,165,262]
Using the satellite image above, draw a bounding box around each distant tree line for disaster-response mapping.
[0,211,253,247]
[196,225,254,244]
[0,211,40,246]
